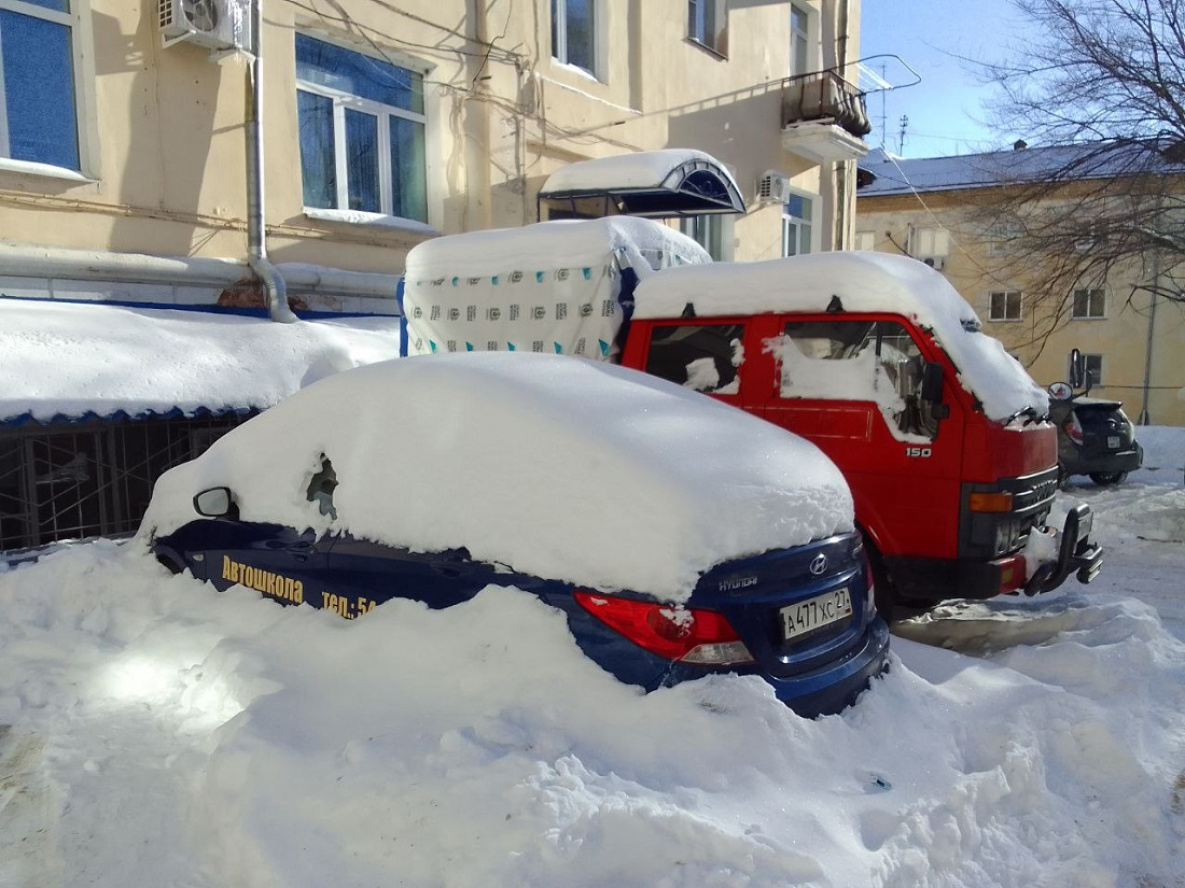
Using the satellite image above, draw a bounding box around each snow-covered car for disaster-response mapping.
[139,353,889,716]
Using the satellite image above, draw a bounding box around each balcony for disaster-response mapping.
[781,68,872,164]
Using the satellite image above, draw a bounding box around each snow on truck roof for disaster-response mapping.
[634,251,1050,422]
[404,216,711,280]
[140,353,852,600]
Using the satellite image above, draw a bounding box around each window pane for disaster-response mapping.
[345,108,379,212]
[18,0,69,12]
[564,0,595,72]
[688,0,699,39]
[298,90,336,208]
[645,324,745,393]
[390,115,427,222]
[296,34,423,114]
[0,10,78,169]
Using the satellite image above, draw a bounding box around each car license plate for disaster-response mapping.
[1107,435,1121,449]
[781,587,853,640]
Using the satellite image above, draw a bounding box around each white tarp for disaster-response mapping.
[401,218,710,360]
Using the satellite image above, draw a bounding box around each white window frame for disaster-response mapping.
[988,290,1023,322]
[688,0,727,55]
[552,0,605,80]
[854,230,876,252]
[679,213,734,261]
[909,226,950,259]
[1071,287,1106,320]
[987,220,1024,256]
[0,0,99,180]
[1079,353,1104,386]
[789,2,813,77]
[296,33,431,223]
[782,189,816,257]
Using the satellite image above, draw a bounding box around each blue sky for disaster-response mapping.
[859,0,1027,159]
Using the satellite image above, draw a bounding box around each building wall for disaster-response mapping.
[0,0,865,301]
[856,189,1185,426]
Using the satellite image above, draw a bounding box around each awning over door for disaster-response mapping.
[537,149,746,218]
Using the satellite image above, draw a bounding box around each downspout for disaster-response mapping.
[833,0,853,251]
[246,0,298,323]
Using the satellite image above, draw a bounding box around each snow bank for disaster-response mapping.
[0,300,403,422]
[0,530,1181,887]
[139,352,853,598]
[633,252,1050,422]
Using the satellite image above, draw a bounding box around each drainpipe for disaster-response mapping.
[246,0,297,323]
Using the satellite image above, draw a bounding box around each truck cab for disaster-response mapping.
[623,252,1100,610]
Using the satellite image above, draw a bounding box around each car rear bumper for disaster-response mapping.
[1063,442,1143,476]
[759,616,890,717]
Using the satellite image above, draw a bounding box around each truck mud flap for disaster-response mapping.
[1025,504,1102,595]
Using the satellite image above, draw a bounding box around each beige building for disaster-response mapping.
[1,0,872,315]
[1,0,874,551]
[855,146,1185,426]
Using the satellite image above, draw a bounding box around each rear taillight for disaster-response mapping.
[573,591,755,665]
[1063,414,1084,444]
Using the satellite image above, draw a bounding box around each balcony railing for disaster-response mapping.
[782,68,872,139]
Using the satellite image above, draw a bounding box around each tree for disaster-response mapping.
[970,0,1185,329]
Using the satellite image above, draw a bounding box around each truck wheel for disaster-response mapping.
[1089,471,1128,486]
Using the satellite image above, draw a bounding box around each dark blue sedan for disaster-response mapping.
[142,353,888,717]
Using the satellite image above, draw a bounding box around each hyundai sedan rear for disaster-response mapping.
[140,353,888,716]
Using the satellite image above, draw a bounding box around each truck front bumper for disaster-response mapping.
[1024,504,1103,595]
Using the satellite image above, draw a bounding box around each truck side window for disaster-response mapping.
[645,324,746,395]
[775,320,937,440]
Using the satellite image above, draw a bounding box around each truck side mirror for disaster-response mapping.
[1068,348,1084,389]
[920,362,951,420]
[921,361,944,402]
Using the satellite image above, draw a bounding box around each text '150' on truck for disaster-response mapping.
[398,217,1102,616]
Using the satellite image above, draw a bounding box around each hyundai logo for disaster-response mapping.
[809,554,828,575]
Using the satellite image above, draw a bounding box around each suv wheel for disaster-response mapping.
[1089,471,1128,486]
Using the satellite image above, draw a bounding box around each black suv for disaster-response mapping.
[1050,396,1144,485]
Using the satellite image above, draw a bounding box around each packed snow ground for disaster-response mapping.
[0,433,1182,887]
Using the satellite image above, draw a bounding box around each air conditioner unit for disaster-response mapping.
[920,255,947,271]
[159,0,248,52]
[756,171,793,205]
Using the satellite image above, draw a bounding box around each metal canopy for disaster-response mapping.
[537,150,746,219]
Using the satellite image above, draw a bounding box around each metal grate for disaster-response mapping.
[0,414,251,552]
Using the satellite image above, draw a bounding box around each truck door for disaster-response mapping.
[637,321,748,403]
[758,316,965,562]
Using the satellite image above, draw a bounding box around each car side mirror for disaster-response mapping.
[193,487,235,518]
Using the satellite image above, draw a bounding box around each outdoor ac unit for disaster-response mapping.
[756,172,793,205]
[920,255,947,271]
[159,0,247,52]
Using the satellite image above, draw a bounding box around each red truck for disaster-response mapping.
[400,217,1101,614]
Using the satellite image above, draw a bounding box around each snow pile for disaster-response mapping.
[633,252,1050,422]
[139,352,853,599]
[0,522,1182,886]
[0,300,403,422]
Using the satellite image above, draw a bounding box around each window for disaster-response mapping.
[552,0,598,76]
[988,290,1023,322]
[680,214,730,261]
[645,324,746,395]
[1072,288,1106,319]
[688,0,727,54]
[789,3,810,77]
[774,320,938,439]
[988,220,1024,255]
[296,34,428,222]
[909,226,950,259]
[1077,353,1104,386]
[782,194,813,256]
[854,231,876,252]
[0,0,82,170]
